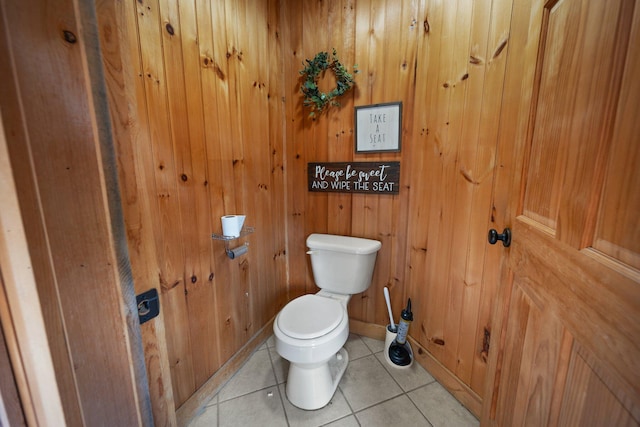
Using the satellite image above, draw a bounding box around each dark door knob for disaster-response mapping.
[488,228,511,247]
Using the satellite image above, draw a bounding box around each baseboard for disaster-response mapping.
[175,319,274,427]
[350,319,482,418]
[349,318,387,340]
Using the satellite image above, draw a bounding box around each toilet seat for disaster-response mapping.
[277,294,344,339]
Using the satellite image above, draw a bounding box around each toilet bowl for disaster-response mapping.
[273,293,350,410]
[273,234,381,410]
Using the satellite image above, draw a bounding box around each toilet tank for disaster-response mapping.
[306,234,382,295]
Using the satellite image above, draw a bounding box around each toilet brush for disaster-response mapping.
[383,287,396,332]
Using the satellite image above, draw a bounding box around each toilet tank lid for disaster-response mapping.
[306,234,382,254]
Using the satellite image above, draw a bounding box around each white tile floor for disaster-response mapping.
[188,334,479,427]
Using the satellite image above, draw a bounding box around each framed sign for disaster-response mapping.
[354,102,402,153]
[308,162,400,195]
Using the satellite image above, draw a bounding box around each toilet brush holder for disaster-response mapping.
[384,324,413,369]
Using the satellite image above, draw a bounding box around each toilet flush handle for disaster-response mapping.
[306,250,314,255]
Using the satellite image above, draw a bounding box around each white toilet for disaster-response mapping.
[273,233,382,410]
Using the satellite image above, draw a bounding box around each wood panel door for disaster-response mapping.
[483,0,640,425]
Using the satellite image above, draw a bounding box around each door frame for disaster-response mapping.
[0,113,66,426]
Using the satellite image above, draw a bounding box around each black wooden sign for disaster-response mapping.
[308,162,400,195]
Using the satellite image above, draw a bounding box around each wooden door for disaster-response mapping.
[483,0,640,425]
[1,0,154,424]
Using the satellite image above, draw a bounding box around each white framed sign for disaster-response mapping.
[354,102,402,153]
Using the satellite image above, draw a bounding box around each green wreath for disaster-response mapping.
[300,49,358,117]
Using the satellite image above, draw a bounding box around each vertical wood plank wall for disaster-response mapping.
[114,0,515,412]
[117,0,287,408]
[285,0,513,405]
[1,0,151,425]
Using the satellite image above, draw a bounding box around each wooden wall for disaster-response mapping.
[114,0,287,409]
[112,0,516,415]
[1,0,152,425]
[283,0,512,409]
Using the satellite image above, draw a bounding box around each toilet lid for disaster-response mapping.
[277,294,344,339]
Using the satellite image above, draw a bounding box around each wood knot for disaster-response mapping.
[460,169,479,185]
[469,55,483,65]
[62,30,77,44]
[160,277,181,292]
[433,337,445,346]
[165,23,175,36]
[492,38,508,59]
[213,64,226,81]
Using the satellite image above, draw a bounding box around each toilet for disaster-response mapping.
[273,233,382,410]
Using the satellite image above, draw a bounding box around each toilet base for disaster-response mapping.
[285,347,349,410]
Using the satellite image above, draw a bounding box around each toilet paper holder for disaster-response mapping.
[211,226,255,259]
[226,243,248,259]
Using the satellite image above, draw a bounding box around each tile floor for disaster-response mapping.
[188,334,479,427]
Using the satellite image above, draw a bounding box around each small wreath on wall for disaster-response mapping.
[300,49,358,117]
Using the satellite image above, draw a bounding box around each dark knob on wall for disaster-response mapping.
[488,228,511,247]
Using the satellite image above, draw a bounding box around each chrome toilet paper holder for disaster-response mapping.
[211,226,255,259]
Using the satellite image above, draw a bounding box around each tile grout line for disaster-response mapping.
[378,350,438,427]
[351,344,434,426]
[266,339,291,426]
